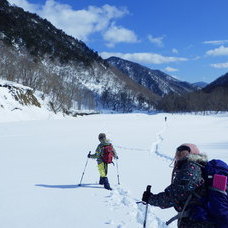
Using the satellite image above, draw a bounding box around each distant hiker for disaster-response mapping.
[165,116,167,122]
[141,143,226,228]
[88,133,118,190]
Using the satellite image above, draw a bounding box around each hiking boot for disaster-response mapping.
[99,177,105,185]
[103,177,112,190]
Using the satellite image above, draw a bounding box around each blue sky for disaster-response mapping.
[8,0,228,83]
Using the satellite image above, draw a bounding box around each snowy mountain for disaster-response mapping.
[0,0,159,113]
[106,56,196,96]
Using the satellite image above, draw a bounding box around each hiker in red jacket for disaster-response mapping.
[88,133,118,190]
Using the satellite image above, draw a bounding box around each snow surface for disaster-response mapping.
[0,113,228,228]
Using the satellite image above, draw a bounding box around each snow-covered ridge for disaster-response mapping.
[0,79,64,122]
[106,56,196,96]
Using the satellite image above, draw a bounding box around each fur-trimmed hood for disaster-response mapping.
[176,153,208,167]
[187,153,208,163]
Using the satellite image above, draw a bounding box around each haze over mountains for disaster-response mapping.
[0,0,227,114]
[192,82,208,89]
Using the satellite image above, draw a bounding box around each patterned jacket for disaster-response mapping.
[90,139,118,164]
[148,154,213,227]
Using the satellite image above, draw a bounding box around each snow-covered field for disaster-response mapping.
[0,113,228,228]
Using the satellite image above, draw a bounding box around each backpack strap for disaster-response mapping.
[102,143,113,150]
[166,213,181,225]
[166,194,192,226]
[166,210,190,226]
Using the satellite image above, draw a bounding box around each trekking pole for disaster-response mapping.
[79,151,90,186]
[116,159,120,185]
[143,185,151,228]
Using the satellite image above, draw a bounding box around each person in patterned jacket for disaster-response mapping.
[88,133,118,190]
[142,143,215,227]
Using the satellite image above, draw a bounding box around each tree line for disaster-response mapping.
[156,87,228,112]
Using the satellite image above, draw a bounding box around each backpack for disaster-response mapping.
[196,159,228,228]
[166,159,228,227]
[101,144,114,164]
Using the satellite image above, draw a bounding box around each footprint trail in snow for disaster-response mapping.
[104,186,167,227]
[104,120,172,227]
[150,122,173,162]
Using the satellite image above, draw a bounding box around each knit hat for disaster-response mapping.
[175,143,200,161]
[181,143,200,155]
[98,133,106,141]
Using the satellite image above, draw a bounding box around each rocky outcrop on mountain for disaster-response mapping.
[0,80,41,108]
[0,79,70,122]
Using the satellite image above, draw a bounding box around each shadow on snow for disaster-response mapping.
[35,183,103,189]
